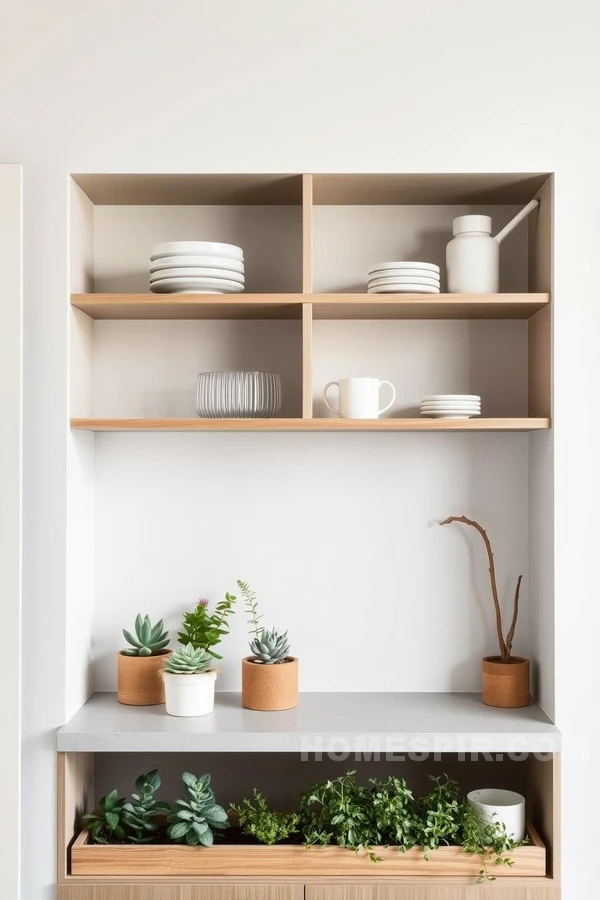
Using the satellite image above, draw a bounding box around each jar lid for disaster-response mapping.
[453,215,492,236]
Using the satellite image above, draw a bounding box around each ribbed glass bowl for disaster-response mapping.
[196,371,282,419]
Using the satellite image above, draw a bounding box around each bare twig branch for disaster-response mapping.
[504,574,523,654]
[440,515,510,661]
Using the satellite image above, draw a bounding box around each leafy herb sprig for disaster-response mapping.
[231,789,300,845]
[178,592,236,659]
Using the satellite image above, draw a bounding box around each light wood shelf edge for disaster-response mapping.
[70,418,551,433]
[70,293,550,321]
[302,303,313,418]
[302,174,313,293]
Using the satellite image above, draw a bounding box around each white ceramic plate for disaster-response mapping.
[420,413,479,419]
[151,241,244,261]
[421,408,481,414]
[368,275,440,287]
[369,269,441,280]
[150,255,245,274]
[370,261,440,274]
[150,267,245,283]
[150,277,244,294]
[421,402,480,408]
[368,285,440,294]
[422,394,480,402]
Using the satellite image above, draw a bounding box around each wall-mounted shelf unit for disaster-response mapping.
[62,171,557,900]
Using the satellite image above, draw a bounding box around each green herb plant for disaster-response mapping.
[83,790,127,843]
[167,773,229,846]
[300,771,382,862]
[178,593,236,660]
[121,770,170,844]
[369,776,419,851]
[231,789,300,845]
[122,614,170,656]
[237,579,292,664]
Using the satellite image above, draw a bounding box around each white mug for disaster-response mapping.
[323,377,396,419]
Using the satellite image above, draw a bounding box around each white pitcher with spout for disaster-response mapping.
[446,199,539,293]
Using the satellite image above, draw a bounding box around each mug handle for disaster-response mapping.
[323,381,340,416]
[378,380,396,415]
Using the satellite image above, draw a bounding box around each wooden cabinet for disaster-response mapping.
[306,885,559,900]
[59,886,303,900]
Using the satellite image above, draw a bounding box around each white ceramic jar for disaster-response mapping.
[467,788,526,842]
[163,670,217,717]
[446,215,499,293]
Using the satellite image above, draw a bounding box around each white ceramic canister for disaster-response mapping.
[446,215,499,293]
[163,670,217,717]
[467,788,526,842]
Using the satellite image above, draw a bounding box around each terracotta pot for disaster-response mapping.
[241,656,298,710]
[117,650,171,706]
[482,656,530,708]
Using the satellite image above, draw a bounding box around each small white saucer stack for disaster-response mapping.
[149,241,245,294]
[368,261,440,294]
[420,394,481,419]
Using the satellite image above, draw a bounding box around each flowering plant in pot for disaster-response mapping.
[440,515,529,708]
[238,579,298,711]
[117,614,171,706]
[163,645,218,717]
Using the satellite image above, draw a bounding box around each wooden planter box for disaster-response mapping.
[70,822,546,878]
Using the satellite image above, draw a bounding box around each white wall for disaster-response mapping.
[1,0,597,897]
[0,165,22,900]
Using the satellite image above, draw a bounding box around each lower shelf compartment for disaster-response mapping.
[70,824,546,878]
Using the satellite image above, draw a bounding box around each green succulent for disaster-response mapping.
[83,789,127,844]
[122,770,170,844]
[167,773,229,846]
[250,627,291,664]
[164,644,215,675]
[122,613,170,657]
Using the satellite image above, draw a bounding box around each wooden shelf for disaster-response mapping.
[70,417,550,433]
[71,292,550,321]
[57,691,560,753]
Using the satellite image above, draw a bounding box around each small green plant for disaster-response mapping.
[416,774,462,853]
[122,770,170,843]
[83,790,127,843]
[460,799,523,883]
[250,627,291,663]
[300,771,382,862]
[122,614,170,657]
[164,644,215,674]
[237,579,292,664]
[167,773,229,846]
[369,776,419,851]
[231,789,300,845]
[178,593,236,659]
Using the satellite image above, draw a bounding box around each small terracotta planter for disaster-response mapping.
[242,656,298,710]
[482,656,530,708]
[117,650,171,706]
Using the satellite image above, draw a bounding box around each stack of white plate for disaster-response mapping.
[420,394,481,419]
[368,261,440,294]
[149,241,245,294]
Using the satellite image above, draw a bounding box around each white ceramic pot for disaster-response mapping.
[467,788,526,842]
[163,670,217,717]
[446,215,499,293]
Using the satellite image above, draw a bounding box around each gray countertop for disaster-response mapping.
[57,692,560,753]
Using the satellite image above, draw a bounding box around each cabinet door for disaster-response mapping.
[307,885,559,900]
[59,886,304,900]
[0,163,22,900]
